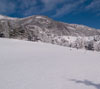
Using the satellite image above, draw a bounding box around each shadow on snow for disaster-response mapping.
[69,79,100,89]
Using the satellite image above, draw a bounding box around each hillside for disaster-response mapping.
[0,38,100,89]
[0,15,100,51]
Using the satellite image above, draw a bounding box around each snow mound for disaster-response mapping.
[35,16,45,19]
[0,38,100,89]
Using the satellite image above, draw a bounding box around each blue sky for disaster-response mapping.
[0,0,100,29]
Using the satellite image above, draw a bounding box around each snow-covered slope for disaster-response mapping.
[0,15,17,20]
[0,38,100,89]
[0,15,100,51]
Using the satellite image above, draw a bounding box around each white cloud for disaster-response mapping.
[0,0,99,18]
[86,0,100,12]
[53,0,86,17]
[18,0,37,9]
[0,0,16,15]
[40,0,66,12]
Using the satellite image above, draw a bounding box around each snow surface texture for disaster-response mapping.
[0,38,100,89]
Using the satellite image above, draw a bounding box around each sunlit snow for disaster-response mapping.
[0,38,100,89]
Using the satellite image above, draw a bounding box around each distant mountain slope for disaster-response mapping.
[0,15,100,51]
